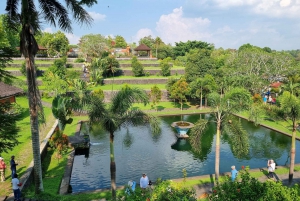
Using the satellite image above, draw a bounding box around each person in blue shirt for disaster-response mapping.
[231,165,238,181]
[10,156,18,179]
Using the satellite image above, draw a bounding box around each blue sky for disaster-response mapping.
[1,0,300,50]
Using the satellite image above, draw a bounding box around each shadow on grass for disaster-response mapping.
[172,102,191,110]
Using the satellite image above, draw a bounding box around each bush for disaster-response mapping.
[131,56,144,77]
[74,58,85,63]
[20,62,26,76]
[160,60,170,76]
[145,71,150,77]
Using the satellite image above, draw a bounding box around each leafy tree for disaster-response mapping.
[114,35,127,48]
[173,40,214,57]
[0,14,20,49]
[138,35,155,48]
[165,77,178,92]
[131,56,144,77]
[190,74,217,109]
[0,102,22,154]
[156,44,174,60]
[78,34,108,59]
[185,48,216,82]
[88,86,160,200]
[154,36,162,58]
[149,85,162,111]
[170,78,190,110]
[5,0,97,193]
[48,130,69,162]
[278,91,300,184]
[189,88,252,181]
[160,60,171,76]
[99,56,120,78]
[36,31,69,57]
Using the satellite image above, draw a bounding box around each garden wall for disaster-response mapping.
[102,78,172,85]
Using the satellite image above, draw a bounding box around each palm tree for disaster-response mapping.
[52,96,73,131]
[189,88,252,182]
[5,0,96,193]
[88,86,160,200]
[279,91,300,184]
[155,36,162,58]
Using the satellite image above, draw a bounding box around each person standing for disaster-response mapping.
[0,157,6,182]
[268,159,276,179]
[12,174,22,201]
[10,156,18,178]
[140,173,149,190]
[231,166,238,181]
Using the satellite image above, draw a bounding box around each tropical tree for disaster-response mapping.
[149,85,162,111]
[78,33,108,59]
[5,0,97,193]
[278,91,300,184]
[88,86,160,200]
[114,35,127,48]
[0,102,22,154]
[131,56,144,77]
[52,96,73,131]
[189,88,252,181]
[170,78,190,110]
[155,36,162,58]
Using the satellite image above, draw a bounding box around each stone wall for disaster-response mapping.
[119,69,184,76]
[103,78,172,85]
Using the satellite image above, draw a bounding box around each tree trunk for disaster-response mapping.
[110,132,116,200]
[200,88,203,110]
[26,55,44,193]
[289,122,296,184]
[215,116,221,182]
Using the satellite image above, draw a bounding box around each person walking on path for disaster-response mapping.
[231,165,238,181]
[10,156,18,178]
[0,157,6,182]
[140,173,149,190]
[12,173,22,201]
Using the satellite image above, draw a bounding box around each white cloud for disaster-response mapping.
[155,7,211,44]
[64,33,80,45]
[88,11,106,21]
[206,0,300,18]
[43,27,53,33]
[133,28,154,42]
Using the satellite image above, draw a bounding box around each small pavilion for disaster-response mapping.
[0,82,23,103]
[134,44,151,57]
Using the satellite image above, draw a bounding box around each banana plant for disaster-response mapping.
[52,95,73,131]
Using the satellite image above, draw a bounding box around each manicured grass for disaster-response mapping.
[118,60,160,64]
[0,96,55,196]
[121,66,185,70]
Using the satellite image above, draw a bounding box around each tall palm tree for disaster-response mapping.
[5,0,96,193]
[279,91,300,184]
[155,36,162,58]
[189,88,252,182]
[88,86,160,200]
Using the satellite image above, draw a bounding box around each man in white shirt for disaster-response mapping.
[140,173,149,190]
[12,174,21,201]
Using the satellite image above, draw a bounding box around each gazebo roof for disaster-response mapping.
[134,44,151,51]
[0,82,23,98]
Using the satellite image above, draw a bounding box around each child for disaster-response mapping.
[12,174,22,201]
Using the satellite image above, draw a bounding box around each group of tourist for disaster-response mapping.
[231,159,276,181]
[263,95,276,105]
[126,173,152,193]
[0,155,22,201]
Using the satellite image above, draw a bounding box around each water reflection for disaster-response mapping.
[70,114,299,193]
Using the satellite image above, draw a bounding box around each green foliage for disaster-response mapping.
[74,58,85,63]
[49,59,67,79]
[66,70,80,80]
[20,61,26,76]
[139,35,155,49]
[166,77,178,92]
[210,169,300,201]
[115,35,127,48]
[156,45,174,60]
[52,96,73,131]
[78,34,108,58]
[170,78,190,110]
[99,56,120,77]
[131,56,144,77]
[160,60,171,76]
[173,40,214,57]
[149,85,162,111]
[92,88,105,100]
[0,102,22,153]
[174,56,187,66]
[48,130,69,162]
[185,48,216,82]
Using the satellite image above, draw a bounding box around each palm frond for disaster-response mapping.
[5,0,21,32]
[110,87,149,115]
[79,0,97,7]
[189,119,209,154]
[87,95,107,123]
[223,115,249,159]
[65,0,93,28]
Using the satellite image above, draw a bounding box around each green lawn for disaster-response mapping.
[121,66,185,70]
[118,60,160,64]
[11,60,54,64]
[104,75,181,80]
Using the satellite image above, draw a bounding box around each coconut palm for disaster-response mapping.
[155,36,162,58]
[5,0,96,193]
[279,91,300,184]
[88,86,160,200]
[189,87,252,182]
